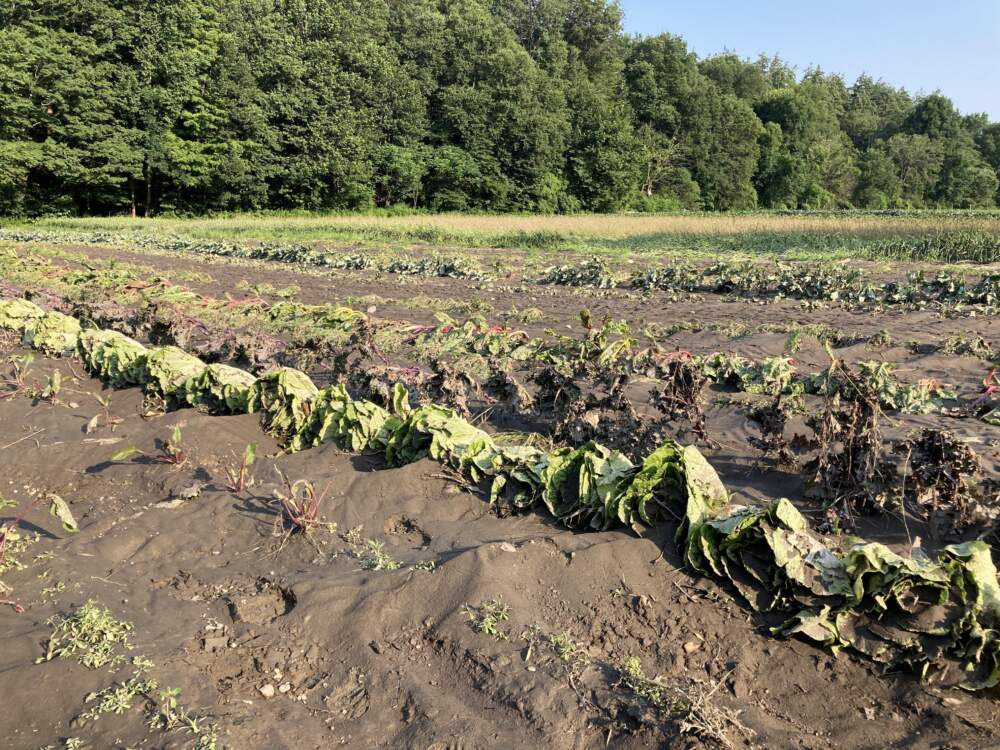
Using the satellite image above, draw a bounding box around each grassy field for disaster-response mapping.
[5,210,1000,262]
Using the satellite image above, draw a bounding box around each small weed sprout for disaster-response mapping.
[464,597,511,640]
[160,425,188,466]
[549,632,580,662]
[341,525,364,546]
[80,675,157,723]
[86,393,123,433]
[359,540,400,571]
[0,353,34,400]
[34,369,62,404]
[620,656,675,708]
[149,686,213,738]
[223,442,257,493]
[619,657,753,749]
[1,494,77,592]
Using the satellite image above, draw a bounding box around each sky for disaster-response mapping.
[619,1,1000,120]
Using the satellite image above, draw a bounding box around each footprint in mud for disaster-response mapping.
[227,582,296,625]
[323,667,370,719]
[384,514,432,548]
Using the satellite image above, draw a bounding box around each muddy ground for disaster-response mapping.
[1,239,999,750]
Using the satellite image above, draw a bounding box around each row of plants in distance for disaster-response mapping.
[4,230,1000,306]
[5,243,992,430]
[1,245,994,435]
[12,217,1000,263]
[2,297,1000,690]
[551,257,1000,311]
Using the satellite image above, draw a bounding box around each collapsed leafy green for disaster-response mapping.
[183,363,256,414]
[22,311,81,355]
[78,329,148,386]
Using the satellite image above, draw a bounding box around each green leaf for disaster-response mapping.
[112,446,142,462]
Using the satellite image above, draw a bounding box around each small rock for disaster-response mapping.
[154,498,185,510]
[259,684,276,699]
[499,542,517,553]
[683,640,701,655]
[278,682,292,694]
[203,636,229,654]
[175,483,204,500]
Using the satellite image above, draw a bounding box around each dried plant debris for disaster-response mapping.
[896,429,1000,540]
[803,375,895,518]
[747,395,797,469]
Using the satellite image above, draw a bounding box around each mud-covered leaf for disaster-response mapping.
[47,494,78,532]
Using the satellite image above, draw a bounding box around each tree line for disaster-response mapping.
[2,0,999,216]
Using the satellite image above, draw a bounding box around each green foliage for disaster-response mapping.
[688,498,1000,689]
[183,363,256,414]
[40,600,133,669]
[22,312,81,356]
[1,2,996,214]
[78,329,149,386]
[0,298,45,329]
[248,368,320,439]
[359,540,400,571]
[464,597,512,640]
[139,346,207,399]
[81,675,157,723]
[539,256,618,288]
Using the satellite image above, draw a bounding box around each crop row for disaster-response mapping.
[1,246,994,436]
[7,222,1000,263]
[3,232,1000,314]
[2,297,1000,690]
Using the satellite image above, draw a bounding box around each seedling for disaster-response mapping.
[222,442,257,493]
[463,597,511,640]
[1,494,77,574]
[34,369,62,405]
[112,425,188,468]
[0,353,34,400]
[359,539,400,571]
[81,674,157,723]
[149,685,214,741]
[86,393,123,433]
[618,657,752,748]
[273,470,334,535]
[549,632,580,662]
[619,656,674,708]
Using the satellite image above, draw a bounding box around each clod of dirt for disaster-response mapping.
[227,583,296,625]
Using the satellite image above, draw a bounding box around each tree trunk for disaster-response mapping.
[130,178,137,218]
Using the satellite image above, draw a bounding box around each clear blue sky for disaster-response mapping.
[619,1,1000,120]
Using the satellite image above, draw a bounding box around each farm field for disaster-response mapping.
[0,215,999,749]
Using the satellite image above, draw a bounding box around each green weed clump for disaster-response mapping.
[40,600,133,668]
[464,597,512,640]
